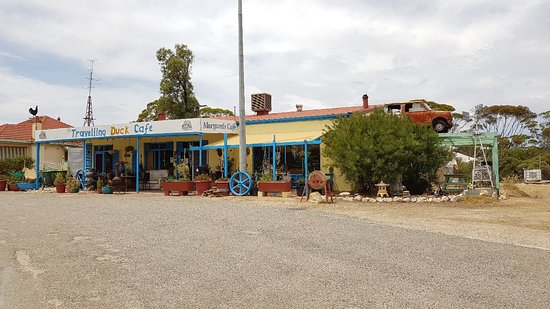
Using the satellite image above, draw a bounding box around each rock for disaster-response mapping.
[343,197,354,202]
[426,198,433,203]
[492,192,499,199]
[361,197,370,202]
[416,197,426,203]
[434,198,442,203]
[339,192,351,197]
[499,194,508,200]
[393,197,402,202]
[441,196,449,202]
[384,198,393,203]
[411,197,417,203]
[403,197,411,203]
[309,192,324,203]
[354,195,363,202]
[480,190,489,197]
[376,197,384,203]
[450,196,458,202]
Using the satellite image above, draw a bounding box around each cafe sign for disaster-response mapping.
[35,118,238,142]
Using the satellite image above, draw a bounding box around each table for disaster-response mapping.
[121,175,136,190]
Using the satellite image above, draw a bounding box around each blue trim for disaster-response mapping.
[304,141,309,195]
[223,133,228,178]
[272,136,276,181]
[36,132,202,144]
[241,114,350,125]
[197,137,322,150]
[136,137,140,192]
[199,134,203,166]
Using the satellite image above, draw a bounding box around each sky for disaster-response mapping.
[0,0,549,127]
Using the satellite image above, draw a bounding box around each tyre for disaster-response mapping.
[433,120,448,133]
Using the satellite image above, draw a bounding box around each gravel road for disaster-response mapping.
[1,192,549,308]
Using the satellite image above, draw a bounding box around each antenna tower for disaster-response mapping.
[83,59,98,126]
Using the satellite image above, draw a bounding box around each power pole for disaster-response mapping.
[238,0,247,172]
[83,59,98,126]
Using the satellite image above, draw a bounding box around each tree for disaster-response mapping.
[473,105,537,139]
[322,110,449,193]
[137,44,200,121]
[199,107,234,118]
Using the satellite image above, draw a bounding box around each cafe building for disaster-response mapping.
[34,94,376,192]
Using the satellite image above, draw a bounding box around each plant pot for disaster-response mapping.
[215,180,230,196]
[71,187,79,193]
[0,180,6,191]
[161,181,194,196]
[257,181,292,193]
[55,184,66,193]
[97,189,102,194]
[296,184,305,197]
[101,186,113,194]
[8,183,19,191]
[194,180,212,196]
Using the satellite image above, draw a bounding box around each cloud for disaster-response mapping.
[0,0,549,127]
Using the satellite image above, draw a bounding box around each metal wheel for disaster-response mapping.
[433,120,448,133]
[308,171,327,190]
[230,171,252,196]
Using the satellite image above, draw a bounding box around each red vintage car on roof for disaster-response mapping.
[383,101,453,133]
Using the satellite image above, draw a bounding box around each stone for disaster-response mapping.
[492,192,499,199]
[450,196,458,202]
[434,198,442,203]
[426,198,433,203]
[354,195,363,201]
[480,190,489,197]
[309,192,324,203]
[339,192,351,197]
[393,197,402,202]
[441,196,449,202]
[403,197,411,203]
[416,197,426,203]
[411,197,417,203]
[343,197,354,202]
[384,198,393,203]
[499,194,508,200]
[376,197,384,203]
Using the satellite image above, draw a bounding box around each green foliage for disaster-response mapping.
[176,162,190,181]
[137,44,200,121]
[474,104,537,139]
[322,110,448,193]
[0,156,34,174]
[54,172,65,185]
[194,173,211,181]
[412,99,456,111]
[199,107,234,118]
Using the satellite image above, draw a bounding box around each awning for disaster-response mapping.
[200,131,322,150]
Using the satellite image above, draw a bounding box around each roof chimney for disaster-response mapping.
[157,112,167,121]
[362,94,369,109]
[296,104,303,112]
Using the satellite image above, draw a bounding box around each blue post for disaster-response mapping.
[35,142,40,189]
[82,141,87,188]
[223,133,228,178]
[136,137,140,193]
[304,141,309,195]
[199,134,203,166]
[272,135,276,181]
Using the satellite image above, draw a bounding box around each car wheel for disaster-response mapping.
[433,120,448,133]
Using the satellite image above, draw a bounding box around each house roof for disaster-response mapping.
[0,116,72,142]
[221,105,380,123]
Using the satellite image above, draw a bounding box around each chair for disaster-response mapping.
[139,171,150,190]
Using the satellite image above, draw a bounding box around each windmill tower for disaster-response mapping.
[83,60,98,126]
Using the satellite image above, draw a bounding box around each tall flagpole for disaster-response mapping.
[238,0,247,172]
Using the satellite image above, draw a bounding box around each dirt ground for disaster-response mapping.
[257,183,550,251]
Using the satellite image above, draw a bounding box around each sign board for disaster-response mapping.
[35,118,237,142]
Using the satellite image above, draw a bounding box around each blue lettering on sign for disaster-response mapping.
[133,123,154,135]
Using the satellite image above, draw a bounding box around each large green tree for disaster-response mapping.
[322,110,449,193]
[137,44,200,121]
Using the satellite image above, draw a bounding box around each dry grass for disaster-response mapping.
[501,181,530,197]
[462,195,497,204]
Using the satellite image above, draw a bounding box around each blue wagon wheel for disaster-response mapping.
[230,171,252,196]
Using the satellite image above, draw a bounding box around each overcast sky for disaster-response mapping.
[0,0,548,126]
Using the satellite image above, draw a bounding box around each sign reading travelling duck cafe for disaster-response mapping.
[35,118,238,142]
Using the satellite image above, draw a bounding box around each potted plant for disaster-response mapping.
[194,173,212,196]
[68,177,80,193]
[257,174,292,195]
[7,176,20,191]
[215,177,230,196]
[54,172,66,193]
[96,178,104,194]
[0,174,8,191]
[295,177,306,196]
[101,184,113,194]
[160,163,194,196]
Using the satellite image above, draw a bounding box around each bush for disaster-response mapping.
[322,110,449,193]
[0,156,34,174]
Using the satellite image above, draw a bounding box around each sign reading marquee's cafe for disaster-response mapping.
[35,118,238,142]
